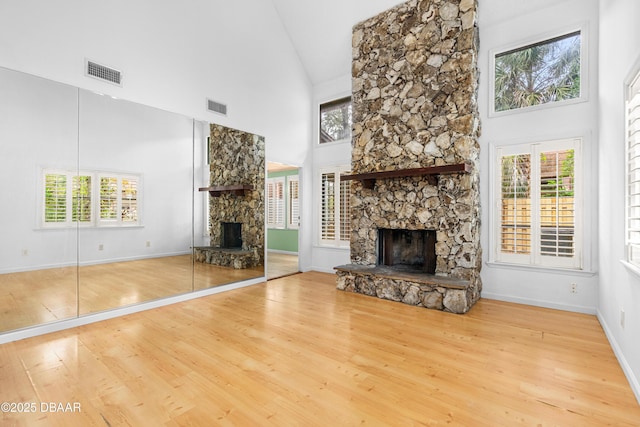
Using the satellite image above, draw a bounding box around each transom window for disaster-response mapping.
[493,31,582,113]
[319,97,352,144]
[494,138,582,269]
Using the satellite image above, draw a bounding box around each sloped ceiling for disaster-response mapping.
[270,0,573,86]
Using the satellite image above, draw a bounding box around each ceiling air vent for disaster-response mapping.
[85,60,122,86]
[207,98,228,116]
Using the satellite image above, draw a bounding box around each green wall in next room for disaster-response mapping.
[267,168,299,253]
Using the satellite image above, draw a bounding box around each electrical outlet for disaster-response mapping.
[98,244,104,251]
[21,249,28,256]
[621,309,625,329]
[146,241,151,247]
[570,283,577,294]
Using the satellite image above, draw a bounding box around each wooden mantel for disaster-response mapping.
[341,163,471,189]
[198,185,253,197]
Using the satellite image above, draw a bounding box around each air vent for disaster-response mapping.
[207,98,228,116]
[85,60,122,86]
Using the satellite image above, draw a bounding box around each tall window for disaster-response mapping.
[495,138,582,269]
[320,166,351,247]
[493,31,582,113]
[287,175,300,229]
[626,67,640,266]
[42,169,140,228]
[266,177,285,229]
[320,97,352,143]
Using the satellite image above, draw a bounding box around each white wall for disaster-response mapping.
[598,0,640,403]
[307,75,353,272]
[478,0,600,314]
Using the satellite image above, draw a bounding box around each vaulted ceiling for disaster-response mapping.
[269,0,573,86]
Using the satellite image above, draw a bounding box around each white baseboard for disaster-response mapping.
[481,292,597,315]
[267,250,298,256]
[597,309,640,405]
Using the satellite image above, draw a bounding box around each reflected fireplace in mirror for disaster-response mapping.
[221,222,242,249]
[377,229,436,274]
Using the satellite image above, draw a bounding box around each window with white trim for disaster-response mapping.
[98,174,139,226]
[626,68,640,266]
[266,177,285,229]
[492,30,583,114]
[41,169,140,228]
[320,166,351,247]
[494,138,582,269]
[320,97,352,144]
[287,175,300,229]
[43,170,93,227]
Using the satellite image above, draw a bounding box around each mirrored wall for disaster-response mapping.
[0,67,265,333]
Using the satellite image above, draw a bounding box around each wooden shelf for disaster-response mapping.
[198,185,253,197]
[342,163,470,189]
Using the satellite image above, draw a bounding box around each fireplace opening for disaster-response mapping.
[221,222,242,249]
[377,229,436,274]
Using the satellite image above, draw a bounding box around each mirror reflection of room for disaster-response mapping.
[0,66,266,334]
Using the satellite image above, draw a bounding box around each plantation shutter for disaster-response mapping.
[44,173,67,224]
[496,139,581,268]
[121,177,138,223]
[72,175,92,223]
[320,172,336,241]
[100,177,118,221]
[266,178,285,228]
[288,176,300,229]
[627,75,640,265]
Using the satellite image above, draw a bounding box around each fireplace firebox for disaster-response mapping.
[378,229,436,274]
[221,222,242,249]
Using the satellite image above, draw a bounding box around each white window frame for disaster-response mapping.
[40,168,141,229]
[287,175,300,230]
[97,173,141,227]
[41,169,94,228]
[489,24,588,117]
[626,62,640,267]
[319,165,351,248]
[491,138,583,270]
[318,96,352,145]
[266,176,285,229]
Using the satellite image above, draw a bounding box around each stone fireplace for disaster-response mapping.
[194,124,265,270]
[335,0,481,314]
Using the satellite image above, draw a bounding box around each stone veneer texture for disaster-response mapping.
[340,0,482,312]
[207,124,265,268]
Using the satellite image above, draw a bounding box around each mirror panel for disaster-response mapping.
[193,123,265,290]
[0,67,266,334]
[0,68,79,332]
[77,90,195,314]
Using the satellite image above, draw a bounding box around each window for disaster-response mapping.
[320,97,352,143]
[493,31,582,113]
[287,175,300,229]
[266,177,285,228]
[43,170,92,227]
[320,166,351,246]
[626,68,640,266]
[41,169,140,228]
[494,138,582,269]
[98,174,139,226]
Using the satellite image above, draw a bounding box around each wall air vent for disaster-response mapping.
[207,98,228,116]
[85,60,122,86]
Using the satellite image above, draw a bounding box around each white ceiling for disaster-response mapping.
[269,0,574,86]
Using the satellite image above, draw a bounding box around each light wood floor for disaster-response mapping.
[266,252,298,280]
[0,271,638,426]
[0,255,263,332]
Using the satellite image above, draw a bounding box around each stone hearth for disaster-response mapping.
[335,0,481,314]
